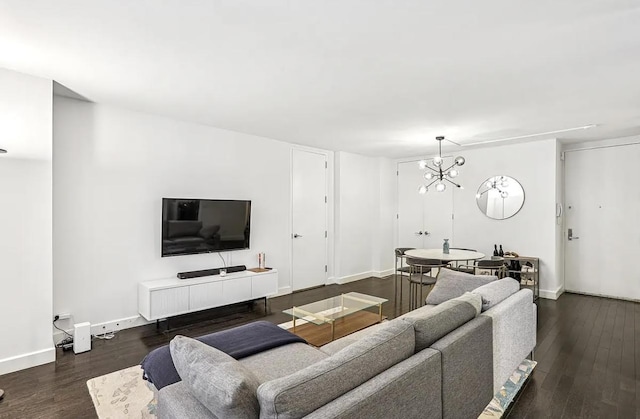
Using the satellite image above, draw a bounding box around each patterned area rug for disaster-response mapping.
[87,359,535,418]
[87,365,157,418]
[479,359,537,418]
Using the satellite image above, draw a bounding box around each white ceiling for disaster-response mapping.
[1,0,639,158]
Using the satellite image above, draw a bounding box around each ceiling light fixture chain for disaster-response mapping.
[418,136,465,194]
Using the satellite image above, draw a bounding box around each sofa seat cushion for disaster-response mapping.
[239,342,328,383]
[472,277,520,311]
[158,382,217,419]
[401,292,482,353]
[425,268,498,305]
[257,318,415,419]
[170,336,261,419]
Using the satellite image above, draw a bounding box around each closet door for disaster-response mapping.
[397,161,426,248]
[564,143,640,300]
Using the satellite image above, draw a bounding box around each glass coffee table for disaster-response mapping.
[283,292,388,345]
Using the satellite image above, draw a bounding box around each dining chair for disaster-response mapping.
[394,247,414,303]
[474,258,507,278]
[405,257,446,310]
[448,247,477,273]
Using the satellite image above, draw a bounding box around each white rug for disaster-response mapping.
[87,365,157,418]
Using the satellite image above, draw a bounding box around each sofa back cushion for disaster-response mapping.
[403,292,482,352]
[257,319,415,419]
[425,268,498,305]
[170,335,260,419]
[471,277,521,311]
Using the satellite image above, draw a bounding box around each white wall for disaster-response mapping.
[53,97,298,332]
[0,69,54,375]
[334,152,395,282]
[450,139,562,298]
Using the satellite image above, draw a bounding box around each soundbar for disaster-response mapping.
[177,265,247,279]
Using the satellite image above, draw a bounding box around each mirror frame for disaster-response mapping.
[475,175,525,220]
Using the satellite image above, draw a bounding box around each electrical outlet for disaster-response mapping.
[57,313,71,320]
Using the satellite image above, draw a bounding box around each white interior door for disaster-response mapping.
[423,186,453,249]
[291,149,327,290]
[564,144,640,300]
[397,161,427,248]
[397,160,454,249]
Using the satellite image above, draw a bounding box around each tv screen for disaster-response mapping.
[162,198,251,257]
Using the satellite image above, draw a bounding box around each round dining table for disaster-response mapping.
[404,248,485,262]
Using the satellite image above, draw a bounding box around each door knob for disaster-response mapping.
[414,231,423,236]
[293,234,303,238]
[424,231,431,236]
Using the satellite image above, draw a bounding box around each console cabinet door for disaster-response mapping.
[223,277,252,304]
[252,273,278,298]
[150,287,189,319]
[189,281,225,311]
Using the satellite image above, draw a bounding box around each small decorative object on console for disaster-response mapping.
[443,239,450,254]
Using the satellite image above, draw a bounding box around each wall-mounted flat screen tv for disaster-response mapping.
[162,198,251,257]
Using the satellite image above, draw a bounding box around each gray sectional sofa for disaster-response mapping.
[157,271,536,419]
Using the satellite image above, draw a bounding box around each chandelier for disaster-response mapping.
[418,136,465,194]
[476,176,510,199]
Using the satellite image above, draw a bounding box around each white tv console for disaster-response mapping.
[138,269,278,321]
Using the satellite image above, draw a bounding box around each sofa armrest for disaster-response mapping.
[480,288,536,394]
[431,316,494,419]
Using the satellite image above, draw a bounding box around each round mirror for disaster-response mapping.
[475,175,525,220]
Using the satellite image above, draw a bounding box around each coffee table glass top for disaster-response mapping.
[283,292,388,326]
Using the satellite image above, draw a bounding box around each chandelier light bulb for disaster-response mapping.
[424,172,435,180]
[433,156,443,167]
[418,185,428,194]
[455,156,465,166]
[501,191,509,198]
[485,181,493,188]
[475,193,481,199]
[448,169,459,178]
[418,160,428,169]
[435,182,446,192]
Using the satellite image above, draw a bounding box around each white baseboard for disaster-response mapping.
[564,289,640,303]
[273,286,292,297]
[373,269,394,278]
[91,315,152,336]
[336,271,374,284]
[0,346,55,375]
[335,269,393,284]
[539,286,564,300]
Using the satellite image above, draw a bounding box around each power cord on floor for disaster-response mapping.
[53,315,74,347]
[93,330,116,340]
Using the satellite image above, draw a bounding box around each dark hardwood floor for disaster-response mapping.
[506,292,639,419]
[0,277,637,418]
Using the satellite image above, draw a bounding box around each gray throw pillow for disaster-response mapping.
[425,268,498,305]
[403,292,482,352]
[170,335,260,419]
[471,277,520,311]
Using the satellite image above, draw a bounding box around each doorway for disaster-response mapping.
[397,160,454,250]
[291,148,328,291]
[564,142,640,300]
